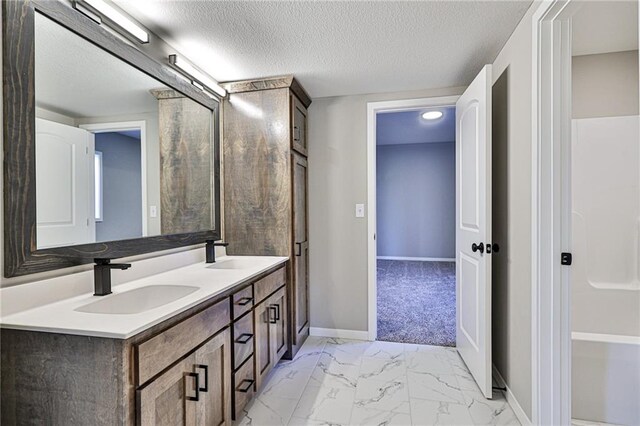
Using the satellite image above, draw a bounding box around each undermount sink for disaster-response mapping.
[207,258,255,270]
[75,285,199,315]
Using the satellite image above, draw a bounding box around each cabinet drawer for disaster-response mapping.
[136,298,230,386]
[232,285,253,320]
[254,267,286,304]
[233,312,254,370]
[234,355,255,419]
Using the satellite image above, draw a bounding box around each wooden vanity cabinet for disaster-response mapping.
[138,329,231,426]
[0,265,289,426]
[223,75,311,359]
[254,286,288,390]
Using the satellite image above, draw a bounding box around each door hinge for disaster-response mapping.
[561,252,572,266]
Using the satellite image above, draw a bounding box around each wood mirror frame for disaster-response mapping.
[3,0,221,277]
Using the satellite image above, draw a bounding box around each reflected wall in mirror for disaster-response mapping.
[34,12,214,249]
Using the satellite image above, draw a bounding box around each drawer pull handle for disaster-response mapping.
[237,296,253,306]
[268,306,278,324]
[184,372,200,401]
[236,379,255,393]
[271,303,280,321]
[196,364,208,392]
[235,333,253,344]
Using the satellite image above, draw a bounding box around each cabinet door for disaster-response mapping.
[292,152,310,347]
[291,95,308,156]
[269,287,288,363]
[138,354,197,426]
[253,299,273,390]
[194,329,232,426]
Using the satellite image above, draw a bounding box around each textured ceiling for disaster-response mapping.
[572,1,638,56]
[377,107,455,146]
[116,1,532,98]
[35,12,165,119]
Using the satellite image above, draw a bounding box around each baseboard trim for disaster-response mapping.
[309,327,370,341]
[492,364,532,426]
[377,256,456,262]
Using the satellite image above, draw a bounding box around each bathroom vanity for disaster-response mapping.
[1,257,288,424]
[1,0,309,424]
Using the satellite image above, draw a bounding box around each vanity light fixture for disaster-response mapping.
[421,110,444,120]
[72,0,149,44]
[169,54,227,98]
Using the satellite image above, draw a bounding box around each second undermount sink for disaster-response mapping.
[75,285,199,315]
[207,258,256,270]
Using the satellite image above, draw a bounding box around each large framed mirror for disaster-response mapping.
[3,0,221,277]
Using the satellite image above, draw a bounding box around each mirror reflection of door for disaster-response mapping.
[36,118,95,249]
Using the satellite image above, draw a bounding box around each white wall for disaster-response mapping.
[572,50,639,119]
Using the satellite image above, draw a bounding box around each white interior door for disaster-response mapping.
[36,118,95,249]
[455,64,493,399]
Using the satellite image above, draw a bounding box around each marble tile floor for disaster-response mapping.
[235,337,521,426]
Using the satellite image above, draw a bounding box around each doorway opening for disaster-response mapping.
[80,121,148,239]
[366,96,460,346]
[533,1,640,423]
[375,106,457,346]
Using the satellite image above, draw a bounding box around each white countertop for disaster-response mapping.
[0,256,287,339]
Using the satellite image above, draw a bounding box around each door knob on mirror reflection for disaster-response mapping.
[472,242,484,254]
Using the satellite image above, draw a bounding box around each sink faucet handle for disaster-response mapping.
[94,258,132,270]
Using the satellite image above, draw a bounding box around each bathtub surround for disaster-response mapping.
[376,260,455,346]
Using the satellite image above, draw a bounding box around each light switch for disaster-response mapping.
[150,205,157,218]
[355,203,365,218]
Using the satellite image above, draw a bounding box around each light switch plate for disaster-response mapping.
[150,205,157,218]
[355,203,365,218]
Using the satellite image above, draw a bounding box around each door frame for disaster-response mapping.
[79,120,149,236]
[366,95,460,341]
[531,1,578,424]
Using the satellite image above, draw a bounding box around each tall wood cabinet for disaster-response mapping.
[222,75,311,358]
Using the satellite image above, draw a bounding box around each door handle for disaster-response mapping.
[196,364,208,392]
[184,372,200,401]
[295,242,302,257]
[472,242,484,254]
[294,126,301,142]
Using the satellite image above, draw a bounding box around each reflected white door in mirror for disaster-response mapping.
[36,118,95,249]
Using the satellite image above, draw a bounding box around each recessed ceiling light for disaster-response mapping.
[421,110,443,120]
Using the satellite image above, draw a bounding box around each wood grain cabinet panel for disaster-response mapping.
[232,285,254,320]
[233,355,255,418]
[233,312,254,370]
[292,153,310,345]
[138,329,232,426]
[291,95,308,156]
[223,76,311,358]
[253,298,273,390]
[254,266,286,304]
[136,298,230,386]
[253,285,288,391]
[137,353,197,426]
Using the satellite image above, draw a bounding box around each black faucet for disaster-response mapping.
[206,240,229,263]
[94,259,132,296]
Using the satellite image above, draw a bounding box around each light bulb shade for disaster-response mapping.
[169,55,227,98]
[75,0,149,43]
[421,110,444,120]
